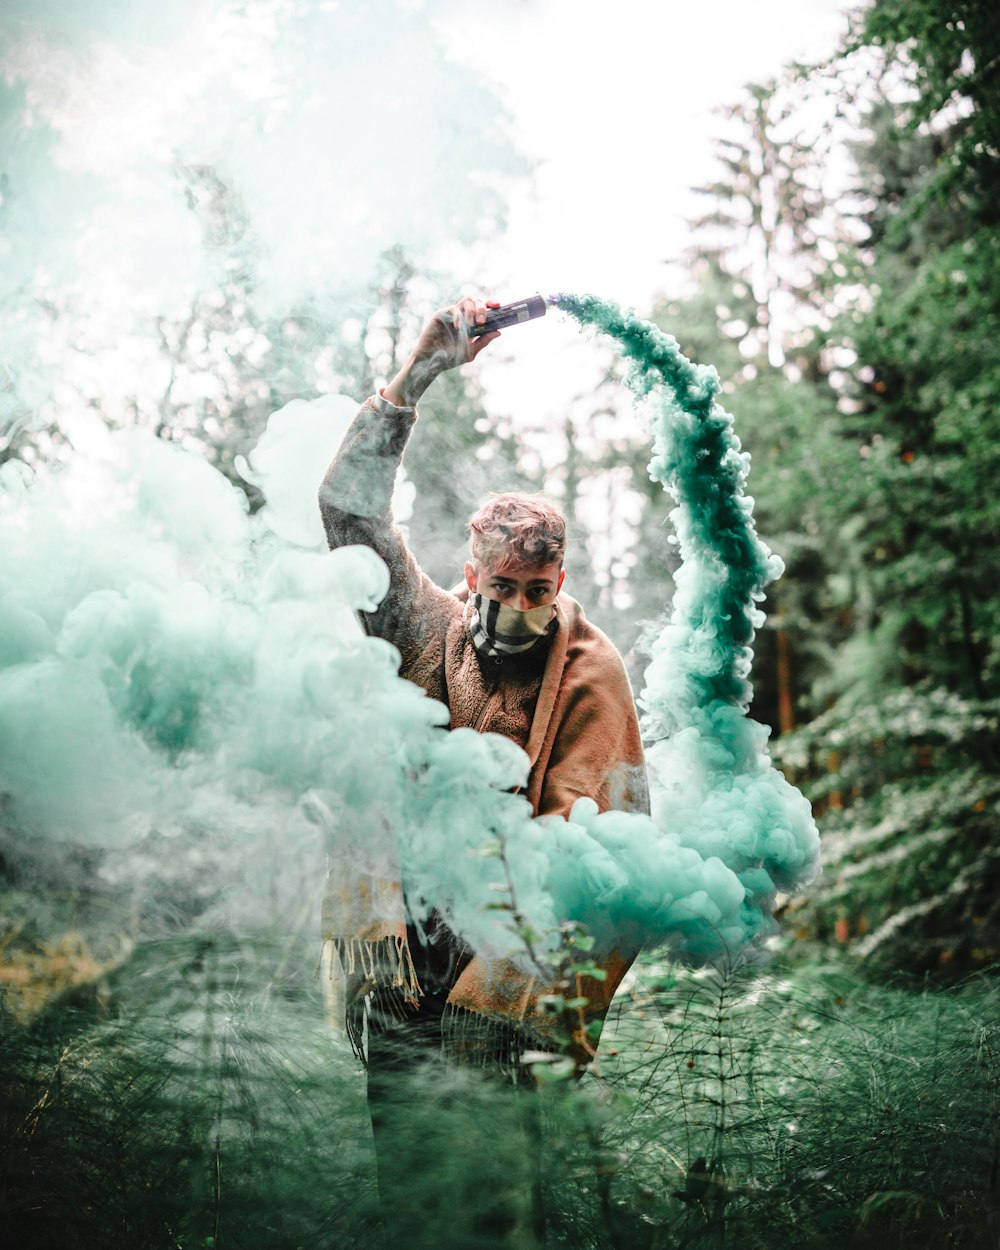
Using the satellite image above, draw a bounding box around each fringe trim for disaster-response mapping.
[319,937,423,1065]
[322,935,422,1000]
[319,941,556,1084]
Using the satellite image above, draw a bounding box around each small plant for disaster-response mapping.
[479,831,612,1077]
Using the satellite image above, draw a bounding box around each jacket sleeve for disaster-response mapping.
[537,656,650,819]
[317,393,457,665]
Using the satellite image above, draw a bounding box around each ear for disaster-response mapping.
[557,567,566,594]
[464,561,478,594]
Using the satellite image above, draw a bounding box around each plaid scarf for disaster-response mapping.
[469,593,556,660]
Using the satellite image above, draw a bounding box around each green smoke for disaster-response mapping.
[0,303,818,973]
[539,295,820,953]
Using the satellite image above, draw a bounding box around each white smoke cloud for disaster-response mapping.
[0,0,527,433]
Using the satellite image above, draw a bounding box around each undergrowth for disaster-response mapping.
[595,955,1000,1249]
[0,934,379,1250]
[1,935,997,1249]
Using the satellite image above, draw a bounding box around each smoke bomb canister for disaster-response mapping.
[468,294,548,336]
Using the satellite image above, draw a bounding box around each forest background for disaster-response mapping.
[1,1,999,1248]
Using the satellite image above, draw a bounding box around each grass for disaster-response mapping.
[1,928,998,1249]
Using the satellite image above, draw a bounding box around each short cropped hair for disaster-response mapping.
[468,492,567,570]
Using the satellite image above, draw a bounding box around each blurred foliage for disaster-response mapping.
[849,0,1000,163]
[776,688,1000,972]
[789,15,1000,971]
[687,78,844,370]
[0,935,377,1250]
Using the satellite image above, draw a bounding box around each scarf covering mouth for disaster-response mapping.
[470,592,556,659]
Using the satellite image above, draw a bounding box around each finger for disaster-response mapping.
[469,329,500,358]
[471,298,490,327]
[436,305,466,337]
[461,294,494,327]
[476,299,499,326]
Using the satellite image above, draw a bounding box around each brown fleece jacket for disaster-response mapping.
[318,392,649,1041]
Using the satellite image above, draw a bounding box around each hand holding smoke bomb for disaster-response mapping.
[382,293,557,409]
[382,295,500,408]
[466,294,554,336]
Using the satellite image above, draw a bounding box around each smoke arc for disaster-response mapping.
[549,293,820,953]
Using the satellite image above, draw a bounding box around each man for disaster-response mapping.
[318,293,648,1044]
[318,295,647,1240]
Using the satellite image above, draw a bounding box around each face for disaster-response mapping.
[464,557,565,612]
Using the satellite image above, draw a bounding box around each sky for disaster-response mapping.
[436,0,853,308]
[0,0,857,442]
[431,0,855,424]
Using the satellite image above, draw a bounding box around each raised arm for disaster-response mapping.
[318,297,500,672]
[382,296,500,407]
